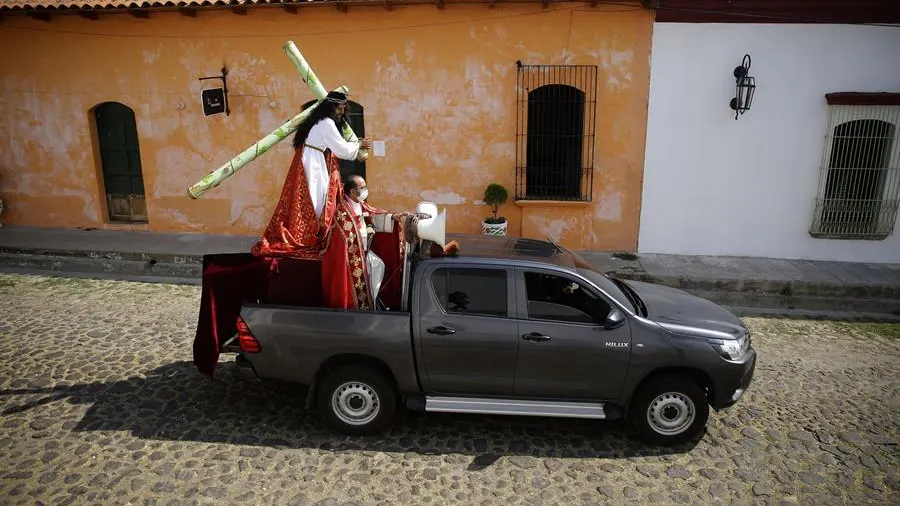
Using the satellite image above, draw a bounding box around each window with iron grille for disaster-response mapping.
[515,62,598,201]
[809,104,900,240]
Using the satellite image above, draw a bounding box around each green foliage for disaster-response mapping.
[483,183,509,224]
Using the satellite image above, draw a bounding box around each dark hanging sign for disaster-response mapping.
[198,66,230,117]
[201,88,227,117]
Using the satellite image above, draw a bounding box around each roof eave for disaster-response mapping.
[0,0,619,14]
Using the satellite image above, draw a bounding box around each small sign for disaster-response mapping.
[201,88,227,117]
[373,140,386,157]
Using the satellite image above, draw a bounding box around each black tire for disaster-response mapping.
[627,374,709,446]
[316,366,397,436]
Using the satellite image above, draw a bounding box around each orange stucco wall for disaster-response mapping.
[0,2,652,251]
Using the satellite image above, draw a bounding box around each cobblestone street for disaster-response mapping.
[0,273,897,506]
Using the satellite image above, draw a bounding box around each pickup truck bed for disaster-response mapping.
[237,304,419,394]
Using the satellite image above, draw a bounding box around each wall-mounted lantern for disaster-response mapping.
[729,54,755,120]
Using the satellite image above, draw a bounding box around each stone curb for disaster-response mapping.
[682,287,900,316]
[726,305,900,323]
[5,245,896,300]
[2,266,899,323]
[2,247,899,316]
[0,253,200,279]
[0,246,201,266]
[607,270,898,301]
[0,266,201,286]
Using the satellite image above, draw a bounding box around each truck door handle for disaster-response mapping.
[427,326,456,336]
[522,332,551,342]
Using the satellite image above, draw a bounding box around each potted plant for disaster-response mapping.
[481,183,509,236]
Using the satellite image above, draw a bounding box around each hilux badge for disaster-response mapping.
[605,342,629,348]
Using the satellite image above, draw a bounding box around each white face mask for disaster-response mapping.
[357,188,368,201]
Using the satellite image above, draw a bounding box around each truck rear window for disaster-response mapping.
[430,268,508,317]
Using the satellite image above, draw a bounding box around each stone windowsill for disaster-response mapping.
[514,199,592,208]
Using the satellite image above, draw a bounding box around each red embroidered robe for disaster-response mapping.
[321,196,406,310]
[250,148,341,260]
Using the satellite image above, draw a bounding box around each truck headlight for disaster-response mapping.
[709,334,750,361]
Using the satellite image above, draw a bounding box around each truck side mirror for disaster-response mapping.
[603,308,626,330]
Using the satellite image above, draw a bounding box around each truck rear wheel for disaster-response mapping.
[317,366,397,436]
[628,374,709,446]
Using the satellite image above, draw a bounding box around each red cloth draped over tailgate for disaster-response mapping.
[192,253,322,377]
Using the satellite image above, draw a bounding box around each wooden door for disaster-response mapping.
[95,102,147,222]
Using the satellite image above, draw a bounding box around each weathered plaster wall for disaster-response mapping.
[0,3,652,250]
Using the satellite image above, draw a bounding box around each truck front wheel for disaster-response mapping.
[317,366,397,436]
[627,374,709,446]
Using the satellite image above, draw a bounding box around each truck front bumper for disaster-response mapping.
[711,348,757,410]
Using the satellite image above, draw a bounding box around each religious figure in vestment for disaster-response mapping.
[321,175,421,311]
[251,91,372,259]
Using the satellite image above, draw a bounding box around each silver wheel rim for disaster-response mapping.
[646,392,695,436]
[331,381,380,426]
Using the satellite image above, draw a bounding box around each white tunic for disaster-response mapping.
[302,117,361,218]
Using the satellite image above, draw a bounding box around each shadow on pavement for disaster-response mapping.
[1,360,700,462]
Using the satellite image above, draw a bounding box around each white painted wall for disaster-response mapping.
[638,23,900,263]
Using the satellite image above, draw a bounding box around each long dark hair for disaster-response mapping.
[292,100,347,150]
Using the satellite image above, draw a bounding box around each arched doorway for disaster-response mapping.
[94,102,147,222]
[300,99,366,181]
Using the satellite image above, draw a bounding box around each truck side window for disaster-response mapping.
[430,268,508,317]
[523,272,610,324]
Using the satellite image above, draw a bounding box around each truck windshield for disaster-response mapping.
[576,268,636,314]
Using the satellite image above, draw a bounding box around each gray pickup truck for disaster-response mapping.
[201,234,756,446]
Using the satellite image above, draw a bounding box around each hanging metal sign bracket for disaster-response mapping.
[199,66,230,117]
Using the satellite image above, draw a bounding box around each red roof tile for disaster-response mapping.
[1,0,341,11]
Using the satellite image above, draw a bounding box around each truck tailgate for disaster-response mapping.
[239,305,419,392]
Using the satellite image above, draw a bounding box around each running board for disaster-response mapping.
[425,397,607,419]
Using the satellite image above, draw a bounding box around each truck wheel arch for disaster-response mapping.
[306,354,399,410]
[628,367,714,408]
